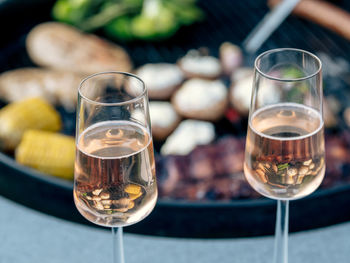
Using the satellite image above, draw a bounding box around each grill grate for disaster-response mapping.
[0,0,350,135]
[0,1,350,67]
[124,0,350,66]
[0,2,350,134]
[0,1,350,125]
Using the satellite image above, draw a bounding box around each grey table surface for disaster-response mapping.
[0,195,348,263]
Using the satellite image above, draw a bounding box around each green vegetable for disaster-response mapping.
[80,2,139,31]
[286,83,308,103]
[277,163,289,171]
[281,66,309,103]
[130,7,178,40]
[52,0,204,41]
[282,67,309,103]
[52,0,102,25]
[163,0,204,25]
[105,16,134,41]
[282,67,305,79]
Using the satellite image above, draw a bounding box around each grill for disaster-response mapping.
[2,1,350,63]
[1,0,350,238]
[2,0,350,104]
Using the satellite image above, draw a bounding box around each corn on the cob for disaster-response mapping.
[0,97,61,150]
[16,130,75,180]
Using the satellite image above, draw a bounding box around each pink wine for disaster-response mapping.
[244,103,325,200]
[74,120,157,227]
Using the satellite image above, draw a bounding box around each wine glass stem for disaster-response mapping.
[273,200,289,263]
[112,227,125,263]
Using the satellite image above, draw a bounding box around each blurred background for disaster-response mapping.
[0,0,350,238]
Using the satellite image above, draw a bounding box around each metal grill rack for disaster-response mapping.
[0,0,350,238]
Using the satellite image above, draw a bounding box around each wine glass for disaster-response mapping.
[244,48,324,263]
[74,72,157,263]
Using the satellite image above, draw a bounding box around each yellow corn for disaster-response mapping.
[125,184,142,200]
[16,130,75,180]
[129,192,142,201]
[0,97,61,150]
[125,184,141,195]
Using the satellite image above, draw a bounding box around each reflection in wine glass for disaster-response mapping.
[244,49,324,263]
[74,72,157,263]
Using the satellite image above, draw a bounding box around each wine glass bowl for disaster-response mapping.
[73,120,157,227]
[73,72,157,262]
[244,102,325,200]
[244,48,324,201]
[243,48,324,263]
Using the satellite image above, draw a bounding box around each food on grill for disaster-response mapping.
[26,22,132,74]
[229,68,281,115]
[178,49,222,79]
[172,78,228,121]
[1,21,350,204]
[0,98,61,151]
[135,63,184,99]
[52,0,204,42]
[344,107,350,128]
[16,130,75,179]
[219,42,243,76]
[229,68,254,115]
[157,132,350,201]
[323,97,338,128]
[149,101,181,141]
[269,0,350,42]
[161,119,215,156]
[157,136,259,200]
[0,68,82,112]
[322,132,350,188]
